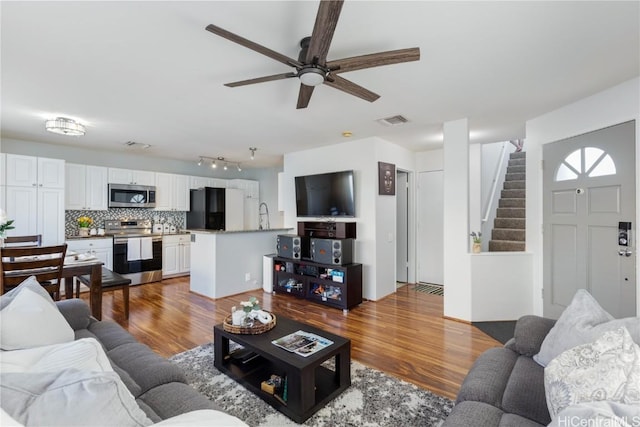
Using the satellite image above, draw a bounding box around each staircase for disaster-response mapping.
[488,151,526,252]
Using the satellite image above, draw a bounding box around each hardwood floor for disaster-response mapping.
[83,278,500,400]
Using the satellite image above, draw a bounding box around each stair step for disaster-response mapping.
[510,151,526,159]
[494,218,525,229]
[489,240,526,252]
[503,180,526,190]
[499,198,525,208]
[507,165,525,174]
[492,228,525,241]
[496,207,525,218]
[501,189,525,199]
[508,158,526,167]
[505,172,525,181]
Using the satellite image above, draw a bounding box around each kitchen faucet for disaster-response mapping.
[259,202,270,230]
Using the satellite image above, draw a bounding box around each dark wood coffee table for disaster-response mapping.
[213,315,351,423]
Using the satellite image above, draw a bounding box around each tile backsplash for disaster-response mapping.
[65,209,186,237]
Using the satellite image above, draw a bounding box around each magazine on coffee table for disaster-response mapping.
[272,330,334,357]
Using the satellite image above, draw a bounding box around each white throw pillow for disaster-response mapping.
[1,368,153,427]
[534,289,640,367]
[548,401,640,427]
[0,276,56,310]
[1,338,113,374]
[0,287,74,350]
[153,410,248,426]
[544,327,640,419]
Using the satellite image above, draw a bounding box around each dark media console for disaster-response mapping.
[274,221,362,311]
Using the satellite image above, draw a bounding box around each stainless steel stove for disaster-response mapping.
[105,219,163,285]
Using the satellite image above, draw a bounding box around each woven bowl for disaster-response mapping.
[223,311,276,335]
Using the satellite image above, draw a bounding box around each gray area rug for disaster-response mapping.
[170,342,453,427]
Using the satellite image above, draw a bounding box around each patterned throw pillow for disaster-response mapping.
[544,327,640,419]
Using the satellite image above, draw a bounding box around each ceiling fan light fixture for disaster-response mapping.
[298,67,325,87]
[45,117,85,136]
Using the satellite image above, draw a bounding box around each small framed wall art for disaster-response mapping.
[378,162,396,195]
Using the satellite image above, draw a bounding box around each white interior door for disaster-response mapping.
[396,171,408,283]
[543,121,636,318]
[417,171,444,285]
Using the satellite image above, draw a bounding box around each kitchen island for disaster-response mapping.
[188,228,291,299]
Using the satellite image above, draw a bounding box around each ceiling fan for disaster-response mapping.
[205,0,420,109]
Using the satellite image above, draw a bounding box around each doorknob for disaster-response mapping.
[618,248,633,257]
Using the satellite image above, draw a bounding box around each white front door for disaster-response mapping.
[543,121,636,318]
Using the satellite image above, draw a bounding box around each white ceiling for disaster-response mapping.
[2,1,638,169]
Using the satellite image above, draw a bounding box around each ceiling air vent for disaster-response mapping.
[123,141,151,149]
[376,115,409,127]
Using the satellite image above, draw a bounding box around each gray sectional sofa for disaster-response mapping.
[56,298,221,422]
[443,315,556,427]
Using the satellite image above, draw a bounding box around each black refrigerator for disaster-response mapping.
[186,187,226,230]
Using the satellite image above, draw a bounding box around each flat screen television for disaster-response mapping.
[295,170,355,217]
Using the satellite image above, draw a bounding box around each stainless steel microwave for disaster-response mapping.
[108,184,156,208]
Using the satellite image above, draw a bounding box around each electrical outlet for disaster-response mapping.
[245,273,251,281]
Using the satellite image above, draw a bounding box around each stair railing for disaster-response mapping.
[482,142,508,224]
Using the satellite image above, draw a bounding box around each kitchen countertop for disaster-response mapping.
[65,231,191,240]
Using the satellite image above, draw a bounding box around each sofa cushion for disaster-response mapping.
[0,286,74,350]
[498,413,546,427]
[501,356,550,425]
[56,298,92,330]
[544,327,640,419]
[512,315,556,357]
[138,382,223,420]
[456,347,518,407]
[1,369,153,427]
[88,321,139,350]
[534,289,640,367]
[444,401,504,426]
[107,342,186,394]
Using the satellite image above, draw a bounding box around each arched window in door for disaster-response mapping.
[555,146,617,182]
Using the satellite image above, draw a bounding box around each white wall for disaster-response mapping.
[442,119,472,320]
[283,136,416,300]
[526,77,640,315]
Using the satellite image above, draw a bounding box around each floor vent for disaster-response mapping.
[414,283,444,296]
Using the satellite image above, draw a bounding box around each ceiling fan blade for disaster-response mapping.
[296,85,315,109]
[305,0,344,64]
[327,47,420,74]
[224,72,297,88]
[206,24,303,68]
[324,75,380,102]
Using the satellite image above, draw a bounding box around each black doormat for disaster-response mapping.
[472,321,517,344]
[414,283,444,296]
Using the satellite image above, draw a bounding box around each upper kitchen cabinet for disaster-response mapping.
[6,155,65,188]
[108,168,155,186]
[155,172,190,211]
[65,164,108,210]
[189,176,228,190]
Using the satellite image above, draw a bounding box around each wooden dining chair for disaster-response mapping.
[4,235,42,247]
[0,244,67,300]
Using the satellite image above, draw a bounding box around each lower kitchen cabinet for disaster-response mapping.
[65,238,114,270]
[163,234,191,278]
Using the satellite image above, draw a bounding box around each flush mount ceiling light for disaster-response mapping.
[297,67,326,87]
[45,117,85,136]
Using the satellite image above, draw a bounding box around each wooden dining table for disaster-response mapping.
[61,258,104,320]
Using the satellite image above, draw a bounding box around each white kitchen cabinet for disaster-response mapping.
[189,176,227,190]
[155,173,190,211]
[108,168,155,186]
[4,155,65,245]
[6,155,65,188]
[162,234,190,277]
[66,238,113,270]
[65,164,108,210]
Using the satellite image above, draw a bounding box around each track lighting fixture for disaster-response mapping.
[197,155,243,172]
[249,147,257,160]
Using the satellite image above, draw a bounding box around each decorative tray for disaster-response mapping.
[223,311,276,335]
